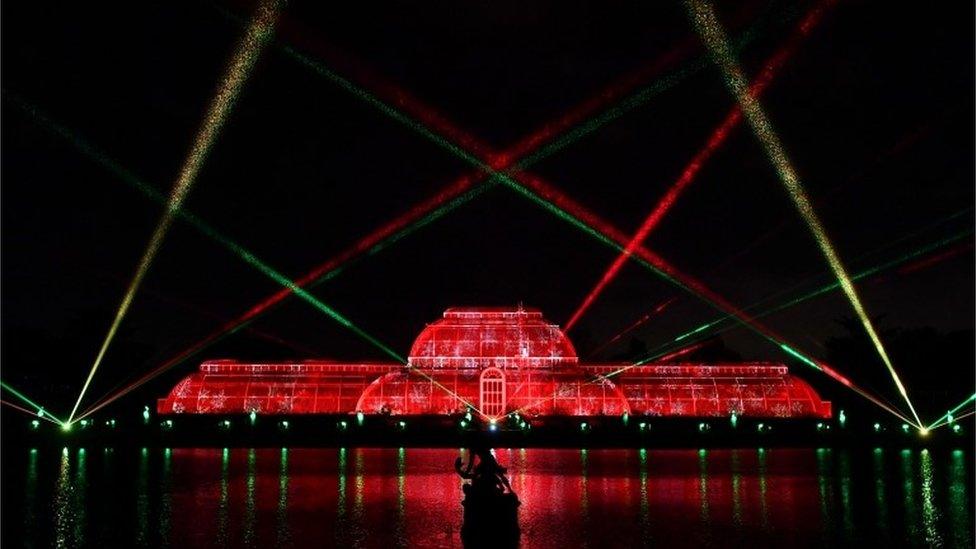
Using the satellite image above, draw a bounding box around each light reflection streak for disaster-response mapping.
[901,450,919,539]
[72,449,87,546]
[160,448,172,545]
[54,448,72,549]
[815,448,834,543]
[872,448,889,540]
[947,450,972,547]
[277,448,291,547]
[919,450,942,546]
[244,449,256,546]
[757,449,769,533]
[136,448,149,547]
[25,449,39,547]
[731,450,743,528]
[395,447,406,544]
[837,451,853,540]
[217,448,230,546]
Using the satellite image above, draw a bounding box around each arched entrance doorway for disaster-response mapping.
[479,367,506,417]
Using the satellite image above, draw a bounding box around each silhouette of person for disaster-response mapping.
[455,445,517,498]
[455,445,520,548]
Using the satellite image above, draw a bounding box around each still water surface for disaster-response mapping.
[8,447,973,548]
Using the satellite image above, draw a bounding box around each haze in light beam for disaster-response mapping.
[685,0,922,426]
[68,0,284,423]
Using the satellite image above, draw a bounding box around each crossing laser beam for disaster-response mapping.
[67,0,284,424]
[928,393,976,430]
[685,0,922,426]
[1,400,61,425]
[9,95,423,421]
[632,230,973,370]
[565,0,834,332]
[70,10,740,417]
[74,183,494,422]
[265,7,915,422]
[1,381,63,424]
[588,297,677,358]
[12,98,402,362]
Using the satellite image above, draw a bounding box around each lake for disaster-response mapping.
[5,447,972,547]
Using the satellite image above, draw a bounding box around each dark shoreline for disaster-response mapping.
[7,414,971,449]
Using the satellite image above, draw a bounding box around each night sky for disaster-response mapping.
[3,0,973,417]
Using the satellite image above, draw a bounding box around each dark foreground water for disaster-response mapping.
[4,447,973,548]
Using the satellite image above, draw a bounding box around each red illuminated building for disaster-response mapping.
[158,307,831,419]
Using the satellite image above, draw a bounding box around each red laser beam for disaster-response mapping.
[565,0,835,332]
[277,0,896,419]
[509,170,908,418]
[587,297,677,358]
[896,241,973,275]
[1,400,59,424]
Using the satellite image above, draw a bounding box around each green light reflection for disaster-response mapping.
[815,448,834,543]
[244,449,256,546]
[73,449,88,546]
[136,448,149,547]
[395,447,406,543]
[872,448,888,540]
[919,450,942,546]
[277,448,291,546]
[947,450,973,547]
[838,451,853,541]
[25,448,38,545]
[159,448,172,545]
[731,450,742,528]
[901,449,919,539]
[218,448,230,546]
[757,448,769,533]
[54,448,73,548]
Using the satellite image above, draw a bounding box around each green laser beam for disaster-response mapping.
[11,94,500,420]
[634,230,974,366]
[1,380,64,424]
[263,0,849,385]
[928,393,976,429]
[8,96,405,369]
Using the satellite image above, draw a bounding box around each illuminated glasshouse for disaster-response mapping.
[158,307,832,419]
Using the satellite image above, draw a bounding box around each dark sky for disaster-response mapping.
[3,0,973,415]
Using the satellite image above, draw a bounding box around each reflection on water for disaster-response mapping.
[277,448,291,547]
[6,446,972,548]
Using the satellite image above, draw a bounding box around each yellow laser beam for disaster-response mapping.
[685,0,922,427]
[67,0,284,423]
